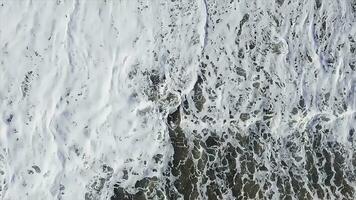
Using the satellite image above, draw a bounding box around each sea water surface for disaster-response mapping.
[0,0,356,199]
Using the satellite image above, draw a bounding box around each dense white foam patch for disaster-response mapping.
[0,0,356,199]
[0,0,196,198]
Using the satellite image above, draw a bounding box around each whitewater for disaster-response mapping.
[0,0,356,199]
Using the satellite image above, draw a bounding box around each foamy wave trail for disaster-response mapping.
[0,0,355,199]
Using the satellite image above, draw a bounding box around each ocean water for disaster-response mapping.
[0,0,355,199]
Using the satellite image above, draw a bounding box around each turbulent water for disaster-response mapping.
[0,0,356,199]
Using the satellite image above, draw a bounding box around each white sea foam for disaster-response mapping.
[0,0,356,199]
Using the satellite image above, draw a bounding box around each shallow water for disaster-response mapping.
[0,0,356,199]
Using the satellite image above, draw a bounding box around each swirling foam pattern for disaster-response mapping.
[0,0,355,199]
